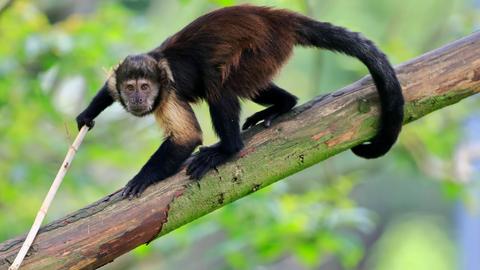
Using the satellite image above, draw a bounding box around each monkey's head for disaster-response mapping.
[113,54,172,117]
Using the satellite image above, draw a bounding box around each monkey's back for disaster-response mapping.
[159,5,302,99]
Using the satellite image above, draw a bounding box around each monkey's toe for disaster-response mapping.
[242,111,280,130]
[242,115,262,130]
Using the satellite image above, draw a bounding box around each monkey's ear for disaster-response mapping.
[112,63,120,73]
[158,58,175,83]
[106,72,119,101]
[104,63,120,78]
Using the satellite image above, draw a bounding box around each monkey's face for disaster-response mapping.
[119,78,160,116]
[115,54,165,117]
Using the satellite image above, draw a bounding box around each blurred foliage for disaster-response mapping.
[367,216,455,270]
[0,0,479,269]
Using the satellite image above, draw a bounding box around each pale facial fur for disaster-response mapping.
[119,78,160,116]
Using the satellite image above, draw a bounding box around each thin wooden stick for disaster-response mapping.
[8,126,89,270]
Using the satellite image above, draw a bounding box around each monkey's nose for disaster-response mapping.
[132,97,144,104]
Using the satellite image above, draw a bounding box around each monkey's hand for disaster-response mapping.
[122,172,157,199]
[121,138,199,198]
[76,112,95,131]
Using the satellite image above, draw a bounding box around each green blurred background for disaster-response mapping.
[1,0,479,269]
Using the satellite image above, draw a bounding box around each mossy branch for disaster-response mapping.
[1,33,480,270]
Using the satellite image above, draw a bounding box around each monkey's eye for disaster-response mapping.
[126,84,135,91]
[141,83,150,91]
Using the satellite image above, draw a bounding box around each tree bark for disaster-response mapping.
[1,33,480,270]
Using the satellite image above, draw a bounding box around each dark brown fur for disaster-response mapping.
[77,5,404,198]
[154,6,299,100]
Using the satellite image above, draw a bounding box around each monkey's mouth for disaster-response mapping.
[129,106,147,116]
[128,105,153,117]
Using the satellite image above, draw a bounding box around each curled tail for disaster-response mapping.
[294,16,404,158]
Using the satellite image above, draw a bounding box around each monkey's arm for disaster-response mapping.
[121,137,199,198]
[122,93,202,198]
[76,84,114,130]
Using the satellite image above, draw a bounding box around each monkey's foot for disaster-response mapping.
[122,174,156,199]
[242,109,282,130]
[186,146,231,180]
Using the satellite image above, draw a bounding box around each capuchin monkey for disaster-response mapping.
[76,5,404,198]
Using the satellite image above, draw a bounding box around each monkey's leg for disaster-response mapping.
[186,94,244,180]
[242,84,297,130]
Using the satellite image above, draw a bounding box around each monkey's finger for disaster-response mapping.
[196,165,213,179]
[263,120,271,127]
[242,117,258,130]
[124,187,136,198]
[187,160,205,179]
[130,182,147,199]
[189,164,204,179]
[263,113,280,128]
[77,122,84,131]
[186,162,196,175]
[189,159,214,180]
[135,183,149,198]
[130,190,139,199]
[187,161,204,176]
[128,186,141,200]
[122,180,139,199]
[121,186,132,198]
[242,122,251,130]
[186,155,205,175]
[189,166,208,180]
[242,118,259,130]
[87,120,95,130]
[190,154,214,174]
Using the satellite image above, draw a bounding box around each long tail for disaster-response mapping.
[294,15,404,158]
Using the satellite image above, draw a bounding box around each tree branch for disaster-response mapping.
[1,33,480,270]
